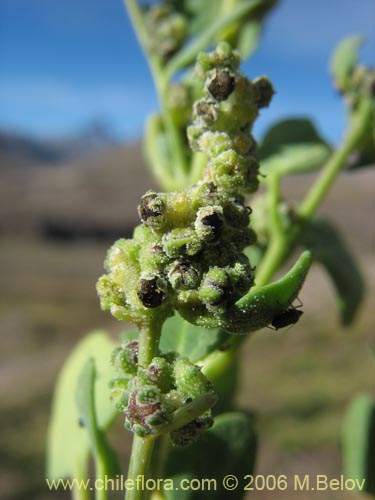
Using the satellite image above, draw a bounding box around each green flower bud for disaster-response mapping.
[162,228,202,258]
[111,340,139,376]
[138,356,173,393]
[173,357,213,399]
[108,377,131,410]
[168,261,201,291]
[137,386,161,405]
[199,267,234,308]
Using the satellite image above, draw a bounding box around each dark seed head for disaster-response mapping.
[137,276,165,308]
[200,212,223,240]
[253,76,275,108]
[138,193,165,227]
[195,101,216,122]
[168,262,200,290]
[208,70,235,101]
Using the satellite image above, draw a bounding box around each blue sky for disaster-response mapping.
[0,0,374,144]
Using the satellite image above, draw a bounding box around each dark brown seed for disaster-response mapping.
[253,76,275,108]
[137,277,165,308]
[200,212,223,240]
[208,70,235,101]
[138,193,164,225]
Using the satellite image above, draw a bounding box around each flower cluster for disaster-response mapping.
[144,2,187,61]
[97,42,274,331]
[109,340,215,445]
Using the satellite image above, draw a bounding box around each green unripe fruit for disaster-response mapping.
[173,357,212,398]
[199,267,234,307]
[137,386,161,405]
[168,261,201,291]
[138,356,173,393]
[111,341,139,376]
[108,377,131,410]
[162,228,202,258]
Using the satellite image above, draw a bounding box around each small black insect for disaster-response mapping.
[269,299,303,330]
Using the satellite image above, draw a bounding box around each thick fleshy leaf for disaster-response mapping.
[301,218,364,325]
[330,35,363,90]
[342,393,375,495]
[259,118,330,165]
[76,359,120,479]
[47,331,117,479]
[165,412,257,500]
[160,312,227,362]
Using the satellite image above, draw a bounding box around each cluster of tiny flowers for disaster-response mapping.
[109,340,214,445]
[144,2,187,61]
[97,42,274,330]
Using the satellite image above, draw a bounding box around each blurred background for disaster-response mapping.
[0,0,374,499]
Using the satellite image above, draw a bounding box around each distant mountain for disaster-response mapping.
[0,120,119,169]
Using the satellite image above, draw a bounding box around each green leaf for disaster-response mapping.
[301,218,364,325]
[120,328,139,344]
[261,143,331,176]
[173,0,276,60]
[47,331,117,480]
[330,35,363,90]
[160,312,227,362]
[165,0,273,78]
[342,393,375,495]
[144,114,176,191]
[259,118,329,165]
[76,359,120,479]
[165,412,258,500]
[227,0,278,59]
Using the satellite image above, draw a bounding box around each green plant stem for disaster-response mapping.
[126,319,163,500]
[124,0,188,183]
[160,393,218,433]
[95,460,108,500]
[255,95,373,287]
[126,436,156,500]
[137,320,162,367]
[72,460,90,500]
[255,173,286,287]
[298,96,374,219]
[151,435,169,480]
